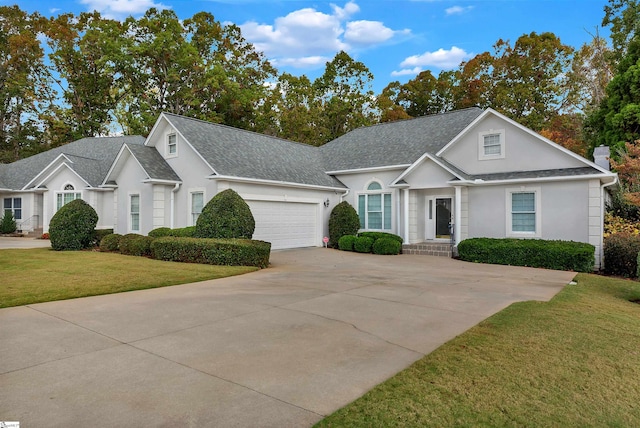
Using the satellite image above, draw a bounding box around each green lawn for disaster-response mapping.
[0,248,257,308]
[317,273,640,427]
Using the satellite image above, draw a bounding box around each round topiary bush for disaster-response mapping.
[100,233,122,252]
[328,201,360,248]
[194,189,255,239]
[49,199,99,251]
[338,235,357,251]
[372,237,402,255]
[353,236,374,253]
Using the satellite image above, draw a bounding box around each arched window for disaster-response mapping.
[56,183,82,210]
[357,180,392,230]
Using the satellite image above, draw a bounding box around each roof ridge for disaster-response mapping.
[161,112,319,150]
[347,106,483,131]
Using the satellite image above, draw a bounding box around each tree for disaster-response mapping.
[603,0,640,62]
[539,114,589,157]
[0,6,50,162]
[313,51,376,144]
[611,140,640,205]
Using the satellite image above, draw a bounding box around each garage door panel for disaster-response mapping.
[248,201,319,250]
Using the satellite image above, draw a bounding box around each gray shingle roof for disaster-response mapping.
[0,136,145,189]
[163,113,345,188]
[125,143,181,182]
[467,166,602,182]
[320,107,483,171]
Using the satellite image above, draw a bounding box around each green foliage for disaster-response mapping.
[93,228,113,246]
[49,199,99,251]
[328,201,360,248]
[119,233,154,257]
[148,226,195,238]
[606,186,640,221]
[99,233,122,252]
[457,238,595,272]
[603,233,640,277]
[358,231,403,244]
[372,237,402,255]
[195,189,255,239]
[353,236,374,253]
[338,235,357,251]
[0,211,17,234]
[637,251,640,279]
[151,237,271,268]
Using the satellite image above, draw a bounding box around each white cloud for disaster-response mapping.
[445,5,474,15]
[391,67,423,77]
[79,0,170,19]
[239,1,409,69]
[400,46,472,69]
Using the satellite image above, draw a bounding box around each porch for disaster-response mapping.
[403,241,454,257]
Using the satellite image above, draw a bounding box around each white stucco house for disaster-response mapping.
[0,107,617,268]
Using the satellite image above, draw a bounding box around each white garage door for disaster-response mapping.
[248,200,319,250]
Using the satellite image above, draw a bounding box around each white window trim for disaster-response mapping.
[188,188,206,226]
[166,133,178,158]
[478,129,505,160]
[3,197,22,220]
[358,180,392,231]
[54,183,83,212]
[506,186,541,238]
[129,193,141,233]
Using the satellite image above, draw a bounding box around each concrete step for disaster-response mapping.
[403,242,452,257]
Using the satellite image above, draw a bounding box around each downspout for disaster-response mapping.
[170,183,181,229]
[340,189,349,202]
[600,176,618,270]
[403,188,410,243]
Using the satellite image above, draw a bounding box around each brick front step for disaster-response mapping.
[403,242,453,257]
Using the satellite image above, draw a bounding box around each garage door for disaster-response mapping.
[247,200,319,250]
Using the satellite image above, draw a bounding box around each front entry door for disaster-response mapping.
[435,198,452,239]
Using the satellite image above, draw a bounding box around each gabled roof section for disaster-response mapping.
[162,113,345,189]
[320,107,483,172]
[0,136,145,190]
[125,143,181,182]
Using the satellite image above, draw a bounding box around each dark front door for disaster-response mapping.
[435,198,452,238]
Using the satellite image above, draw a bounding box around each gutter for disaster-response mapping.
[170,182,181,229]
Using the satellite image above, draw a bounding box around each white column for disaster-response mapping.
[454,185,462,245]
[403,188,410,244]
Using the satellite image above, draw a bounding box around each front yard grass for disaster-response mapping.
[0,248,257,308]
[318,273,640,427]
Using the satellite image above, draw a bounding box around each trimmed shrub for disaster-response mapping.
[100,233,122,252]
[358,231,403,244]
[195,189,255,239]
[0,211,16,234]
[603,233,640,277]
[353,236,374,253]
[457,238,595,272]
[148,226,195,238]
[372,237,402,255]
[151,237,271,268]
[119,233,154,257]
[93,228,114,247]
[328,201,360,248]
[49,199,99,251]
[338,235,357,251]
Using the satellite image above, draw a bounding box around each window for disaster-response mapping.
[191,191,204,225]
[3,197,21,220]
[358,181,392,230]
[167,134,177,157]
[479,129,505,160]
[56,184,82,210]
[507,187,541,237]
[130,194,140,232]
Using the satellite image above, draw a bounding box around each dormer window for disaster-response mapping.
[479,129,505,160]
[167,133,177,157]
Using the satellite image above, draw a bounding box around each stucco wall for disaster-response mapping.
[442,114,586,175]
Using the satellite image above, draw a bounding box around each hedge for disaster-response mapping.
[603,233,640,278]
[119,234,154,257]
[151,237,271,268]
[93,229,114,246]
[372,237,402,255]
[338,235,357,251]
[358,231,403,244]
[457,238,595,272]
[99,233,122,252]
[148,226,196,238]
[354,236,374,253]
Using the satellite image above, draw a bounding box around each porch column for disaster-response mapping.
[454,185,462,245]
[403,188,409,244]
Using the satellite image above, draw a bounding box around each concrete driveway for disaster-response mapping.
[0,248,575,427]
[0,236,51,249]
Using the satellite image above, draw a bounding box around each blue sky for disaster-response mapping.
[11,0,610,93]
